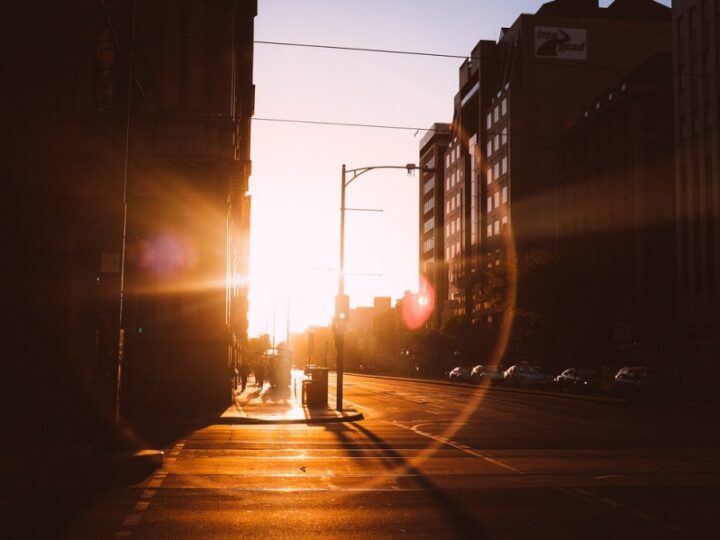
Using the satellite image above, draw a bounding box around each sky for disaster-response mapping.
[247,0,671,337]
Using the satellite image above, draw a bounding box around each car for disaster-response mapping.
[449,366,472,383]
[503,364,547,388]
[554,368,600,393]
[470,365,504,385]
[614,366,666,398]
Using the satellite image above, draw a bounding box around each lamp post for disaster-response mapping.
[334,163,436,411]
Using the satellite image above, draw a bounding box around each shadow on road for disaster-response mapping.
[323,421,488,540]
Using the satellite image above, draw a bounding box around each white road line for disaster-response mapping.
[595,474,619,480]
[390,421,525,474]
[598,498,623,508]
[141,489,157,499]
[574,488,593,497]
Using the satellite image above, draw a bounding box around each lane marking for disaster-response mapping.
[391,421,524,474]
[141,489,157,499]
[390,420,688,534]
[595,474,619,480]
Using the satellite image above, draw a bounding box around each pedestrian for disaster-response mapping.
[255,358,266,389]
[238,362,250,393]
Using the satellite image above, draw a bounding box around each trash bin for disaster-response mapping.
[302,365,329,408]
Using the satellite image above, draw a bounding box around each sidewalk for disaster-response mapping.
[220,369,363,424]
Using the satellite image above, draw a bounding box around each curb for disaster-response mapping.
[213,411,364,426]
[347,372,626,405]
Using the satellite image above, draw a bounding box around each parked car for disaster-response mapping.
[503,365,547,388]
[449,366,472,383]
[470,365,504,385]
[554,368,600,393]
[614,366,667,398]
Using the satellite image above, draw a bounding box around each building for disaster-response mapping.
[421,0,672,365]
[1,1,256,420]
[418,124,451,329]
[555,52,675,370]
[673,1,720,380]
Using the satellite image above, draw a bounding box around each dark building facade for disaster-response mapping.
[1,1,256,420]
[673,1,720,379]
[421,0,672,366]
[418,124,451,329]
[555,52,676,370]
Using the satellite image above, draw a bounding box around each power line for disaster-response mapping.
[251,117,716,152]
[255,39,699,80]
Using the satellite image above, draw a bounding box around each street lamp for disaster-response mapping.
[334,163,436,411]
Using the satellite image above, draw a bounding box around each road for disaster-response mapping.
[24,374,720,539]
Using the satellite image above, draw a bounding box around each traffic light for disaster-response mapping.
[335,294,350,322]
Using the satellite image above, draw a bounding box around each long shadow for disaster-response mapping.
[327,421,488,540]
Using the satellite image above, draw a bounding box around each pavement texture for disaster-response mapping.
[220,369,363,424]
[5,373,720,539]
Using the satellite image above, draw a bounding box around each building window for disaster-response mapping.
[446,154,450,168]
[486,141,492,157]
[423,238,434,253]
[494,163,500,179]
[501,127,508,146]
[494,191,500,208]
[502,215,508,232]
[424,177,434,195]
[423,217,434,233]
[423,198,434,214]
[494,220,500,235]
[487,167,493,184]
[501,98,507,116]
[487,224,493,238]
[502,186,508,204]
[501,157,508,175]
[494,106,500,122]
[487,196,493,212]
[494,134,500,151]
[486,112,492,129]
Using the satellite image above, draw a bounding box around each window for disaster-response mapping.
[494,106,500,122]
[494,192,500,208]
[423,238,434,253]
[423,217,434,233]
[487,167,493,184]
[487,141,493,157]
[486,112,492,129]
[501,157,508,175]
[487,224,493,238]
[487,196,493,211]
[445,154,450,168]
[494,134,500,151]
[502,186,508,203]
[494,220,500,235]
[450,220,455,235]
[502,216,508,231]
[423,177,434,195]
[423,198,434,213]
[456,193,461,207]
[494,163,500,179]
[501,98,507,116]
[501,127,508,146]
[446,201,450,214]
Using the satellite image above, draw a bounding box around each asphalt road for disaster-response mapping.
[31,375,720,538]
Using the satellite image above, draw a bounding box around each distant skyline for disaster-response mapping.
[248,0,671,337]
